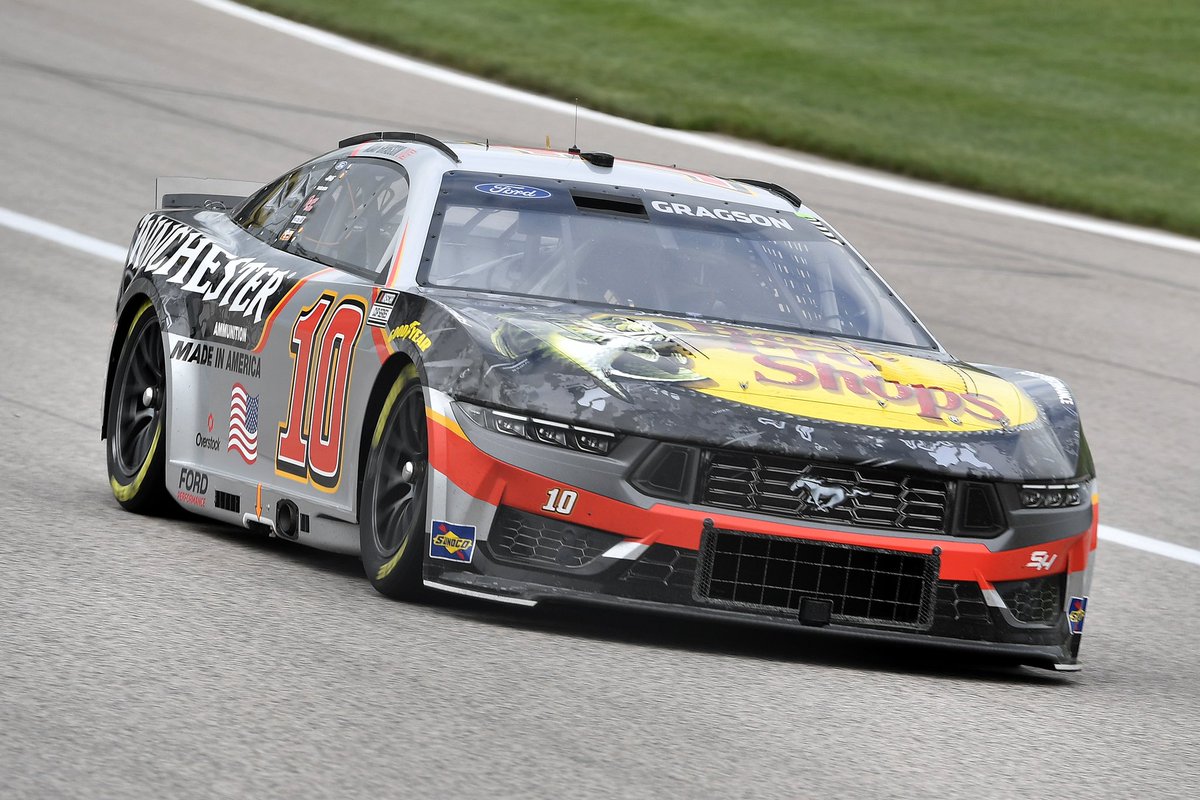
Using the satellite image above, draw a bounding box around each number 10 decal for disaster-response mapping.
[276,291,366,491]
[542,488,578,515]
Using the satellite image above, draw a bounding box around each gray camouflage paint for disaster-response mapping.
[102,138,1093,581]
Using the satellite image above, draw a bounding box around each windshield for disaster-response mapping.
[421,172,935,348]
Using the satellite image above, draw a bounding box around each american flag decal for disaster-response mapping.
[228,383,260,464]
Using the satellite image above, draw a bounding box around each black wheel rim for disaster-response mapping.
[112,317,165,477]
[373,386,429,557]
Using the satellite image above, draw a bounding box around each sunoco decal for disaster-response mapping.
[429,520,476,562]
[1067,596,1088,635]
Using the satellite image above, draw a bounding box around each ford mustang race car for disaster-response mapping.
[103,132,1096,670]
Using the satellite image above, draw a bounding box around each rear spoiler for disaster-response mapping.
[155,177,266,212]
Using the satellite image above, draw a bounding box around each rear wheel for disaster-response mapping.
[106,301,170,513]
[360,365,429,599]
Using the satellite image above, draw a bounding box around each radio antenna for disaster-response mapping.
[569,98,581,155]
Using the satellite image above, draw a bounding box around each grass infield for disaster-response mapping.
[243,0,1200,237]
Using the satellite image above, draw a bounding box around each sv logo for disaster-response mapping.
[1025,550,1058,571]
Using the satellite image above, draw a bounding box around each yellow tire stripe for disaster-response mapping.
[110,299,161,502]
[111,423,161,502]
[370,363,421,581]
[126,298,154,337]
[372,364,418,448]
[376,535,409,581]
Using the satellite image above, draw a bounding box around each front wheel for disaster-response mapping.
[106,301,170,513]
[360,365,429,600]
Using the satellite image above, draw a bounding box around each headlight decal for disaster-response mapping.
[457,402,620,455]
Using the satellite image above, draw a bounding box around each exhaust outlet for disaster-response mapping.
[275,499,300,541]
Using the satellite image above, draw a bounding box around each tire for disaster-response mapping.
[360,364,429,600]
[106,300,171,514]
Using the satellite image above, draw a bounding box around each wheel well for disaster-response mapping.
[356,353,416,518]
[101,293,154,441]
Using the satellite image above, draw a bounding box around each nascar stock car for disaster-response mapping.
[103,132,1096,670]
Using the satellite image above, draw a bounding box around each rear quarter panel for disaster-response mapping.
[116,209,385,550]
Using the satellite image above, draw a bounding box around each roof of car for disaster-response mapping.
[336,134,799,211]
[453,142,796,209]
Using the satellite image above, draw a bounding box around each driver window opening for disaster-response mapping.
[289,160,410,276]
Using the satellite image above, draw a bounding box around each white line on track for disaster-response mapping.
[189,0,1200,257]
[1098,525,1200,567]
[3,209,1198,570]
[0,207,125,263]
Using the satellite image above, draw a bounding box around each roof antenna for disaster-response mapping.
[569,98,581,155]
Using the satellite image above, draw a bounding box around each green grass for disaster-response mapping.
[244,0,1200,236]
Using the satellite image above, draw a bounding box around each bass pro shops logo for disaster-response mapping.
[789,477,869,511]
[429,520,477,563]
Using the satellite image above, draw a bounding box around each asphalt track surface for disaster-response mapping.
[2,1,1198,797]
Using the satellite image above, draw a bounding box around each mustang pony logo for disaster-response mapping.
[789,477,869,511]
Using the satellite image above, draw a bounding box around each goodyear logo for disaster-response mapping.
[386,320,432,351]
[430,520,476,563]
[1067,596,1088,635]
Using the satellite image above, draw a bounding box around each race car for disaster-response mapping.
[103,132,1096,670]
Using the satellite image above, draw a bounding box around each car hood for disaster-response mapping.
[424,292,1089,481]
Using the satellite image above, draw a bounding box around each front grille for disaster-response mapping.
[487,507,622,569]
[620,545,698,588]
[995,574,1064,624]
[700,450,950,533]
[696,525,938,629]
[935,581,991,624]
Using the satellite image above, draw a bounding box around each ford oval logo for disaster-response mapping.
[474,183,552,199]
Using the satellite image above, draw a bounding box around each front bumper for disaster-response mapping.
[422,392,1097,671]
